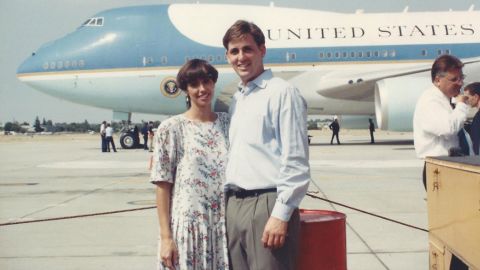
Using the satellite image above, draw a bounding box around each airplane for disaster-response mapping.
[16,3,480,148]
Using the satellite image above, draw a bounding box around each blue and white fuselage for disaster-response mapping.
[16,4,480,131]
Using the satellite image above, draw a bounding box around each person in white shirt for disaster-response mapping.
[413,54,469,190]
[105,123,117,152]
[223,20,310,270]
[100,120,107,152]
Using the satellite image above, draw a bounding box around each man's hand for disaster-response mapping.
[455,94,469,104]
[262,216,288,249]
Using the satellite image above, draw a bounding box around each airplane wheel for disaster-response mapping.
[120,133,136,149]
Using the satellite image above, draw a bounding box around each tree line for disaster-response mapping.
[2,116,125,134]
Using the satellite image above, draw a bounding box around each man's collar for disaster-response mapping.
[237,69,272,95]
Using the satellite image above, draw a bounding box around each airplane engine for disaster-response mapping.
[374,77,432,131]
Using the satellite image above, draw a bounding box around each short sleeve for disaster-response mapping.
[150,124,177,184]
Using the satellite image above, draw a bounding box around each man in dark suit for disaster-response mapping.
[464,82,480,155]
[329,118,340,145]
[368,118,375,144]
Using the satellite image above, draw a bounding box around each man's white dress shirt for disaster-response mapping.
[413,85,469,158]
[225,69,310,222]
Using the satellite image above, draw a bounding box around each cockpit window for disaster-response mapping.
[82,17,104,27]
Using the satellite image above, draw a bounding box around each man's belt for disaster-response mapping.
[227,187,277,198]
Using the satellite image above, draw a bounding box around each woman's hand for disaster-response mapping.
[160,237,178,269]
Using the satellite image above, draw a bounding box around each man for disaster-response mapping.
[413,54,469,191]
[329,117,340,145]
[464,82,480,155]
[100,120,107,152]
[369,118,375,144]
[141,122,149,150]
[105,123,117,152]
[223,20,310,270]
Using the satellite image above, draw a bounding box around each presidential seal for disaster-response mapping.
[160,77,180,98]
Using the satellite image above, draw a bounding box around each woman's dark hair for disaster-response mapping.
[176,59,218,92]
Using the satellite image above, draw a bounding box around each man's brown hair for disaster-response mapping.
[465,82,480,96]
[222,20,265,49]
[431,54,464,82]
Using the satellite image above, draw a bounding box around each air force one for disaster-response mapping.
[16,4,480,133]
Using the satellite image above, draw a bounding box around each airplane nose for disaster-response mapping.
[17,49,48,75]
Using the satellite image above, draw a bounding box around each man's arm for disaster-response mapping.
[262,86,310,249]
[421,98,469,137]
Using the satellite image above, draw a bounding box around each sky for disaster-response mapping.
[1,0,479,124]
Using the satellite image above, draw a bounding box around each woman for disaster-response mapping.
[150,59,229,270]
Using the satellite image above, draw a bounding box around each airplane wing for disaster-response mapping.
[300,56,480,101]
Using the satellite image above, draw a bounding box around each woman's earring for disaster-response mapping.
[185,95,191,108]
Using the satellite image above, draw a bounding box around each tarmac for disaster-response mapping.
[0,130,428,270]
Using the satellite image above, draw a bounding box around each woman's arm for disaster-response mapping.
[156,182,178,269]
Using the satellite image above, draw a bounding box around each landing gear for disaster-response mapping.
[120,132,136,149]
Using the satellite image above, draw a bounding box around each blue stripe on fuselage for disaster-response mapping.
[17,4,480,75]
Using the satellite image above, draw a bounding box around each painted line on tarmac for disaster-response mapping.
[38,161,148,169]
[309,159,423,168]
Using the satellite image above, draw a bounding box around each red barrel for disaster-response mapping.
[297,209,347,270]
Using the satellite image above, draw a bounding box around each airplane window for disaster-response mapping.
[350,52,355,58]
[342,52,347,58]
[421,50,428,56]
[326,52,332,58]
[290,53,296,60]
[82,17,104,27]
[319,52,324,58]
[382,51,388,57]
[366,52,371,57]
[216,55,223,62]
[357,52,363,57]
[437,49,442,55]
[82,19,92,26]
[64,61,70,68]
[389,50,396,57]
[43,62,49,70]
[335,52,340,58]
[445,49,451,55]
[373,51,379,57]
[49,62,56,69]
[57,61,63,69]
[79,60,85,67]
[208,55,214,62]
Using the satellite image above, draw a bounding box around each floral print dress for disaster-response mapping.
[150,112,230,270]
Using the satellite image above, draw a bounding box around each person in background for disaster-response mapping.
[369,118,375,144]
[329,117,341,145]
[150,59,229,270]
[464,82,480,155]
[100,120,107,152]
[223,20,310,270]
[413,54,469,191]
[105,123,117,152]
[148,121,154,152]
[141,122,149,150]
